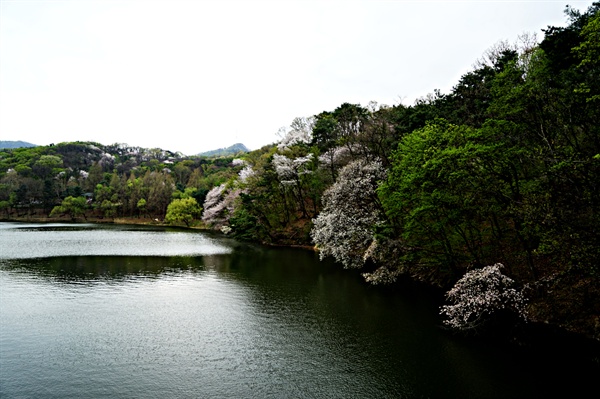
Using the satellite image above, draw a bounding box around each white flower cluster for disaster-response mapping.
[99,152,115,168]
[277,116,314,150]
[362,265,401,285]
[311,159,386,269]
[238,165,255,182]
[317,145,356,169]
[440,263,528,330]
[272,153,314,185]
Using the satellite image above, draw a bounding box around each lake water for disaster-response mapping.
[0,222,597,398]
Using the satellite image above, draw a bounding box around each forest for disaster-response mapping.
[1,4,598,341]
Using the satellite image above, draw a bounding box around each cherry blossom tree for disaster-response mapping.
[201,183,240,228]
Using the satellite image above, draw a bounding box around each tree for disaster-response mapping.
[272,153,315,218]
[137,198,147,217]
[165,197,202,227]
[573,8,600,102]
[201,183,240,228]
[440,263,528,331]
[143,170,175,218]
[50,196,88,220]
[311,159,387,270]
[379,119,542,280]
[33,155,63,179]
[277,116,314,150]
[0,200,10,217]
[311,112,338,152]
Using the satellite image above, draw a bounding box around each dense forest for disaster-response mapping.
[1,4,598,341]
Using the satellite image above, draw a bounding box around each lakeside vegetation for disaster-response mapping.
[1,4,598,342]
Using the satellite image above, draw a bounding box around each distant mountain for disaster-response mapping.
[198,143,249,157]
[0,140,37,149]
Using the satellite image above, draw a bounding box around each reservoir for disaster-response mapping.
[0,222,597,398]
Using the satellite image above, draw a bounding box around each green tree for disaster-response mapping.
[379,120,538,280]
[50,196,88,220]
[573,8,600,102]
[165,197,201,227]
[137,198,147,217]
[33,155,63,179]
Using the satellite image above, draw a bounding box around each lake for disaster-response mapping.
[0,222,597,398]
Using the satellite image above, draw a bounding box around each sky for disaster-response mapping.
[0,0,596,155]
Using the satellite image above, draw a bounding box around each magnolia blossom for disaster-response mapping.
[317,145,354,167]
[311,159,386,270]
[277,116,314,149]
[272,153,313,185]
[238,165,255,182]
[363,265,401,285]
[440,263,528,330]
[99,153,115,168]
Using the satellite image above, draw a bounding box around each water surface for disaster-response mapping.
[0,222,597,398]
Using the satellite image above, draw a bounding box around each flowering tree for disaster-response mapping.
[440,263,528,331]
[201,184,240,228]
[277,116,314,150]
[272,153,315,218]
[272,153,313,184]
[317,145,357,182]
[311,159,387,270]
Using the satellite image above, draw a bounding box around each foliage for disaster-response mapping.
[165,197,202,227]
[379,120,540,279]
[50,196,88,220]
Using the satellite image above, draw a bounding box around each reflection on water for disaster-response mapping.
[0,222,233,259]
[1,223,598,398]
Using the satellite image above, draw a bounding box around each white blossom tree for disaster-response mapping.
[272,153,315,218]
[440,263,528,331]
[238,164,255,182]
[311,159,388,270]
[277,116,315,150]
[272,153,313,184]
[317,144,360,182]
[201,183,240,228]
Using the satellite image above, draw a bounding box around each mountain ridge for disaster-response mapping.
[0,140,37,149]
[197,143,249,157]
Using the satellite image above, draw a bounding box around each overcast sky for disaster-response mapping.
[0,0,595,155]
